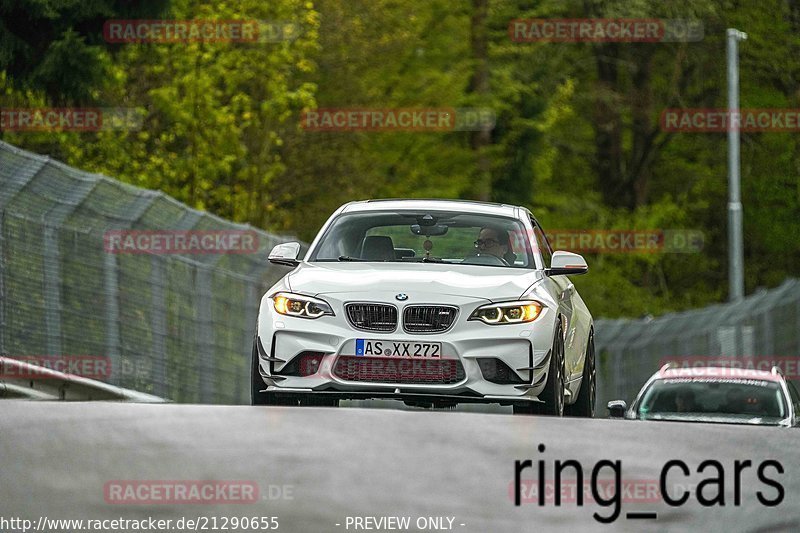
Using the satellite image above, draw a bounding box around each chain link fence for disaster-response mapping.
[0,140,297,403]
[595,278,800,408]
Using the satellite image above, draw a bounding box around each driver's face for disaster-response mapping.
[476,228,507,257]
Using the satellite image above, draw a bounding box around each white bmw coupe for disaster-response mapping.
[252,199,594,416]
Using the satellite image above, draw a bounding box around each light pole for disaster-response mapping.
[727,28,747,302]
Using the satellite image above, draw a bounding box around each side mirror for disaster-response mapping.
[606,400,628,418]
[546,251,588,276]
[268,242,301,266]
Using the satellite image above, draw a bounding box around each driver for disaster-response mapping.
[474,227,507,258]
[473,226,516,264]
[722,387,746,414]
[674,389,696,412]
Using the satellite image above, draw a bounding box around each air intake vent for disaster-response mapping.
[345,303,398,332]
[333,356,465,384]
[403,305,458,333]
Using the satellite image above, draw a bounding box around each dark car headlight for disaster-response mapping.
[271,292,334,319]
[469,300,543,324]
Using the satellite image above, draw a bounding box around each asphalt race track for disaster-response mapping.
[1,402,798,533]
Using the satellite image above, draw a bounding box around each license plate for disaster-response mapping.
[355,339,441,358]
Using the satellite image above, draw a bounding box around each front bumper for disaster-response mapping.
[256,292,557,405]
[260,387,547,406]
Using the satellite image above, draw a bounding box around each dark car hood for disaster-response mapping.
[640,412,789,426]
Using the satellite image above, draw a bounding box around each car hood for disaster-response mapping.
[287,262,543,301]
[640,413,787,426]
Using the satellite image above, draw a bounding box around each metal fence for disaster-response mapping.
[0,140,296,403]
[595,278,800,407]
[4,140,799,409]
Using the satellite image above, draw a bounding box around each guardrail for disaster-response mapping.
[0,356,166,402]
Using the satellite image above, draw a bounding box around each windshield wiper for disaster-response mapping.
[338,255,455,263]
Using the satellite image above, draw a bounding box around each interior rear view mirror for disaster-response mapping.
[410,224,448,236]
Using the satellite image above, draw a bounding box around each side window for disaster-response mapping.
[531,221,552,268]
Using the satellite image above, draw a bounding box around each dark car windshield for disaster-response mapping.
[309,210,536,268]
[638,378,787,422]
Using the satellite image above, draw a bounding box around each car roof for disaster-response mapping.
[340,198,520,217]
[656,365,784,383]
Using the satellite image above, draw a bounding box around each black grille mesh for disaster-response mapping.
[345,303,398,332]
[403,305,458,333]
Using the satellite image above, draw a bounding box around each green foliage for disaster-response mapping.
[0,0,169,102]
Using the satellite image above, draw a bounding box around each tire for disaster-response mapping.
[513,321,565,416]
[250,337,298,406]
[565,330,595,418]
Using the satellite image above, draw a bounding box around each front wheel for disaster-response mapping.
[513,321,565,416]
[565,330,595,418]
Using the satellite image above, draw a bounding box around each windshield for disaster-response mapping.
[309,210,535,268]
[638,379,787,422]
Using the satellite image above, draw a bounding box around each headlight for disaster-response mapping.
[469,300,543,324]
[271,292,334,319]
